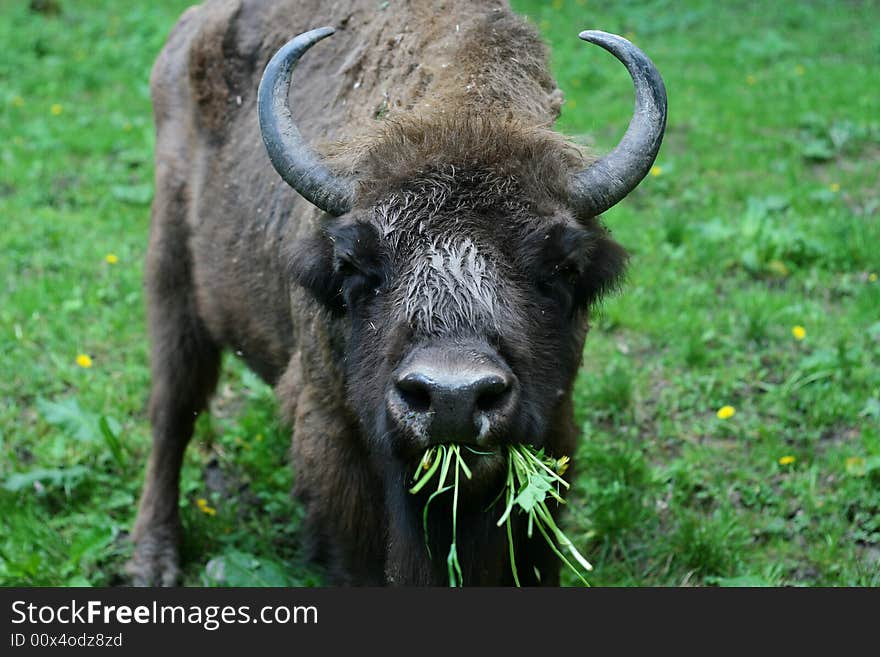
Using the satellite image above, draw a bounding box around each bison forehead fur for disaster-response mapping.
[128,0,658,588]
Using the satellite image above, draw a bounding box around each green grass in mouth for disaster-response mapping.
[410,443,592,586]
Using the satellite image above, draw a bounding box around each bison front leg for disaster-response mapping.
[128,204,221,586]
[290,384,386,585]
[128,352,219,586]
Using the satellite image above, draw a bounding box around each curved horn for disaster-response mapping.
[258,27,354,216]
[569,31,667,218]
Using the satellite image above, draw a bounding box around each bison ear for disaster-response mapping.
[531,223,629,311]
[286,234,346,314]
[576,230,629,307]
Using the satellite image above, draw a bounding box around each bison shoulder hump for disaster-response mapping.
[155,0,268,135]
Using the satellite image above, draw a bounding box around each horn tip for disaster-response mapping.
[578,30,618,44]
[311,26,336,39]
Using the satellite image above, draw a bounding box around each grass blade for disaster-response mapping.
[410,447,443,494]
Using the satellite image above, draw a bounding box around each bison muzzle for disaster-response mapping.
[128,0,666,586]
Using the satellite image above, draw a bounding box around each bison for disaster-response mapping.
[128,0,666,586]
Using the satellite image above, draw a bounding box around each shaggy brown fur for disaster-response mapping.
[129,0,627,586]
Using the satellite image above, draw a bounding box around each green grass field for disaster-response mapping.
[2,0,878,587]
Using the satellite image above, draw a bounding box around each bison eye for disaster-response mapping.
[333,238,384,280]
[327,221,387,304]
[287,221,388,314]
[334,255,361,279]
[333,250,386,309]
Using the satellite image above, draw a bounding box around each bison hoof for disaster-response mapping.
[126,531,181,587]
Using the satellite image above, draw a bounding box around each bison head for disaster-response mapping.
[258,27,666,582]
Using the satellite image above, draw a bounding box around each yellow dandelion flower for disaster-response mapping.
[555,455,571,476]
[778,455,796,466]
[829,182,840,193]
[869,273,878,283]
[75,354,93,368]
[12,96,24,107]
[746,75,757,86]
[650,165,663,177]
[767,260,789,276]
[50,103,63,116]
[196,498,217,516]
[845,456,866,476]
[105,253,119,264]
[792,325,806,341]
[794,65,805,76]
[716,405,735,420]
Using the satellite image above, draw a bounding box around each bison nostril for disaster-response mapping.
[474,376,510,413]
[399,387,431,413]
[396,374,432,413]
